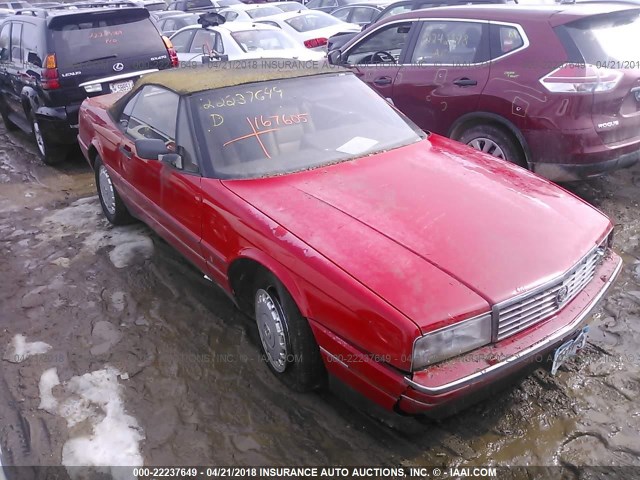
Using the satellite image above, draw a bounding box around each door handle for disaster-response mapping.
[373,76,392,86]
[453,77,477,87]
[119,144,133,158]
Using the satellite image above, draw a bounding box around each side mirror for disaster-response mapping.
[134,138,170,160]
[160,152,183,170]
[327,49,342,65]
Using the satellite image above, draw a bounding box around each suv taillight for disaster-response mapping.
[42,53,60,90]
[303,37,327,49]
[539,63,622,93]
[162,36,179,68]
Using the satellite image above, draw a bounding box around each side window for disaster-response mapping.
[126,86,180,146]
[21,23,40,66]
[170,29,195,52]
[0,23,10,62]
[410,21,488,65]
[176,101,199,173]
[167,3,176,9]
[119,90,142,130]
[306,0,321,8]
[344,21,413,65]
[191,29,222,54]
[490,24,524,57]
[331,7,350,21]
[162,19,174,31]
[222,11,238,21]
[323,0,337,7]
[378,4,411,21]
[351,7,376,24]
[10,22,21,63]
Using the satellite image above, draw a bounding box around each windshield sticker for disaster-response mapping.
[201,86,283,110]
[89,30,123,44]
[336,137,378,155]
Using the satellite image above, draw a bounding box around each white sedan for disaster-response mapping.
[254,10,359,51]
[217,4,286,22]
[169,21,325,65]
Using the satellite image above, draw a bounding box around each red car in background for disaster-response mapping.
[329,3,640,182]
[78,63,621,416]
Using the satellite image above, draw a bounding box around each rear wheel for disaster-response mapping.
[30,112,67,165]
[253,270,326,392]
[457,124,526,168]
[95,155,134,225]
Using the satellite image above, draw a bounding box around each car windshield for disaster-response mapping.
[276,2,305,11]
[246,6,283,17]
[231,29,297,51]
[217,0,241,5]
[145,2,166,10]
[49,11,164,66]
[190,73,424,179]
[285,11,340,32]
[563,10,640,64]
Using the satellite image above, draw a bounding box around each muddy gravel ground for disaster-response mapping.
[0,122,639,476]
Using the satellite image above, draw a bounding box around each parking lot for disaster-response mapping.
[1,117,639,469]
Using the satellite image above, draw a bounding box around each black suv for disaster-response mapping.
[328,0,516,51]
[0,7,177,164]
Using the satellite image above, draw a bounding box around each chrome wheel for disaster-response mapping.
[32,117,45,156]
[467,137,505,159]
[98,164,116,216]
[255,288,288,373]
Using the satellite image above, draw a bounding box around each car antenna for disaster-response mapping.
[198,11,225,27]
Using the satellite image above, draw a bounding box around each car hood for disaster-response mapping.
[222,136,611,327]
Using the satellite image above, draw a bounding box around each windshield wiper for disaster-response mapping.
[74,54,118,66]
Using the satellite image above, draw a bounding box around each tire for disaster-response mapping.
[457,124,526,168]
[94,155,134,225]
[1,109,19,131]
[30,112,67,165]
[253,270,326,392]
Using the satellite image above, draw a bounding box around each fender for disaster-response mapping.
[231,247,313,320]
[447,111,533,168]
[20,85,39,115]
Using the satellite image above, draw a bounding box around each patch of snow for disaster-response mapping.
[38,367,60,414]
[3,334,52,363]
[37,366,144,477]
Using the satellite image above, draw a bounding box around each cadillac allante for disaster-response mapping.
[78,62,622,416]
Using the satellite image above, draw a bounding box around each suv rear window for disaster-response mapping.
[561,10,640,66]
[49,10,165,67]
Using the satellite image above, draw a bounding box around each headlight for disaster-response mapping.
[412,313,492,371]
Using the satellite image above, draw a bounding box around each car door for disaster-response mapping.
[171,28,197,62]
[349,6,378,27]
[391,19,491,135]
[118,85,178,228]
[4,21,23,117]
[160,100,206,272]
[0,22,13,116]
[341,20,417,101]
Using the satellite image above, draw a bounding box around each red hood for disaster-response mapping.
[223,136,611,327]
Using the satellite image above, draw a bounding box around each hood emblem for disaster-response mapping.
[555,285,569,306]
[112,63,124,72]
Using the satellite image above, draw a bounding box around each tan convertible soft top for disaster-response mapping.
[135,60,347,95]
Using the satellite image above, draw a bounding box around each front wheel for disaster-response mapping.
[30,113,67,165]
[95,156,134,225]
[253,270,326,392]
[457,124,526,168]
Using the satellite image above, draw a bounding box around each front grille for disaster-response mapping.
[495,243,606,341]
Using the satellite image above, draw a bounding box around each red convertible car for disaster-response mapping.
[78,62,622,416]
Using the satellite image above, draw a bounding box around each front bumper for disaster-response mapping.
[314,252,622,416]
[399,252,622,415]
